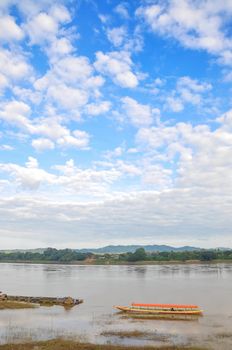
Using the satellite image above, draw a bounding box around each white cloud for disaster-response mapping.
[94,51,138,88]
[0,15,24,41]
[107,26,127,47]
[47,37,74,59]
[178,76,212,93]
[0,100,91,150]
[136,111,232,194]
[51,56,93,84]
[26,156,39,168]
[25,5,71,45]
[98,14,110,24]
[1,104,232,246]
[142,164,172,187]
[86,101,111,116]
[136,125,178,149]
[0,144,14,151]
[0,156,56,190]
[104,146,124,159]
[48,84,88,110]
[114,3,129,19]
[0,49,32,91]
[32,138,55,152]
[0,157,122,194]
[34,55,104,116]
[166,76,212,112]
[137,0,232,65]
[121,96,153,127]
[26,12,58,44]
[0,100,31,130]
[166,97,184,112]
[57,130,90,149]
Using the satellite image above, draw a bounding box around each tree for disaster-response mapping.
[127,248,147,262]
[200,250,216,261]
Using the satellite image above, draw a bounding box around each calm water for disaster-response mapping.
[0,263,232,349]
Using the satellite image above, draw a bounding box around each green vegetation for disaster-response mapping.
[0,247,232,264]
[116,248,232,263]
[101,330,169,342]
[0,339,207,350]
[0,248,90,263]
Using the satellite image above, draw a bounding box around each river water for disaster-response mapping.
[0,263,232,349]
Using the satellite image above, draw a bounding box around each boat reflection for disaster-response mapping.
[116,311,201,321]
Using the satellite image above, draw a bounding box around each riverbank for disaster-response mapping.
[0,339,206,350]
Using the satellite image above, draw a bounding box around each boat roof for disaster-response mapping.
[131,303,199,309]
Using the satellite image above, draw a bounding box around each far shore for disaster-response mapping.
[0,259,232,265]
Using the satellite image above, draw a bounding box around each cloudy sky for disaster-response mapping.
[0,0,232,249]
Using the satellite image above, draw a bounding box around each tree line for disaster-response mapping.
[0,247,232,263]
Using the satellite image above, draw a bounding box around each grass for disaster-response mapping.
[215,332,232,339]
[0,339,207,350]
[101,330,168,342]
[0,301,37,309]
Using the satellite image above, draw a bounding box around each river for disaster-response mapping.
[0,263,232,349]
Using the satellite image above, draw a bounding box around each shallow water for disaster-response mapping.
[0,263,232,349]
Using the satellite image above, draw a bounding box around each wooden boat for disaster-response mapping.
[0,292,83,307]
[114,303,203,315]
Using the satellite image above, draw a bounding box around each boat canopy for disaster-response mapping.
[131,303,199,309]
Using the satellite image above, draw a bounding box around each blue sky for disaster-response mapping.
[0,0,232,249]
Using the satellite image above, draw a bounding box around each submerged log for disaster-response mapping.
[2,294,83,307]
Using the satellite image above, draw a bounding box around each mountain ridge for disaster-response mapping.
[76,244,203,253]
[1,245,231,254]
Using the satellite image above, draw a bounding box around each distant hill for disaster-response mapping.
[2,245,231,255]
[76,244,203,254]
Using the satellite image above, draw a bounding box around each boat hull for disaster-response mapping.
[114,306,203,315]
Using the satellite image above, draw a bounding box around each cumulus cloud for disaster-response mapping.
[0,100,91,150]
[0,100,31,129]
[34,54,104,116]
[94,51,138,88]
[0,15,24,41]
[0,156,55,190]
[86,101,111,116]
[114,3,129,19]
[32,138,55,152]
[136,110,232,193]
[121,96,153,127]
[107,26,127,47]
[57,130,90,149]
[137,0,232,65]
[25,5,71,45]
[166,76,212,112]
[0,157,122,194]
[0,49,33,91]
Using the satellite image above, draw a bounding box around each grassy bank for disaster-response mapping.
[0,339,207,350]
[0,301,37,309]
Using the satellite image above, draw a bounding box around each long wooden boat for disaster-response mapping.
[0,292,83,307]
[114,303,203,315]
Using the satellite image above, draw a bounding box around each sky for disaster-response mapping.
[0,0,232,249]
